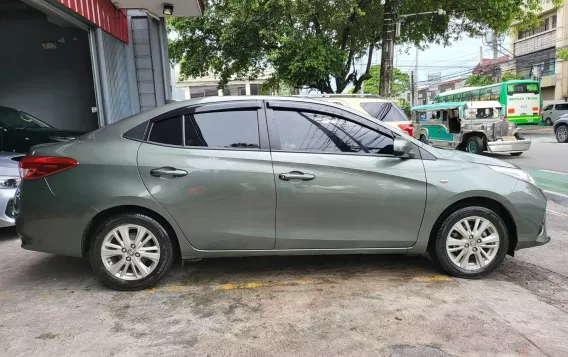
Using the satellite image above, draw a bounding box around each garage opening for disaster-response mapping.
[0,0,98,137]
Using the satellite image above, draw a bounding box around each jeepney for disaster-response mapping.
[411,101,531,156]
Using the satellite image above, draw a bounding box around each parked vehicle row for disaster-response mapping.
[14,97,549,290]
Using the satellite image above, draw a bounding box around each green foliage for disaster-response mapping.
[169,0,556,93]
[351,65,409,97]
[465,74,494,87]
[502,71,524,81]
[557,49,568,61]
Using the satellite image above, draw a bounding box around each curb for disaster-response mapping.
[544,190,568,207]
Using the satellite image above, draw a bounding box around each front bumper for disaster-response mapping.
[487,139,531,153]
[0,188,16,228]
[515,197,551,250]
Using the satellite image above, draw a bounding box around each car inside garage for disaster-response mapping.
[0,0,99,137]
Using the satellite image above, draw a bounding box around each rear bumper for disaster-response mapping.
[14,179,96,257]
[487,139,531,153]
[0,188,16,228]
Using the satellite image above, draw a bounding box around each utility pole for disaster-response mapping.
[379,0,395,97]
[492,33,499,82]
[410,71,414,107]
[414,48,418,106]
[380,8,446,98]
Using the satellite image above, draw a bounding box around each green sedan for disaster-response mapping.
[14,97,550,290]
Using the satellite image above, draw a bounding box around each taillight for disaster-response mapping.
[19,156,78,180]
[398,123,413,137]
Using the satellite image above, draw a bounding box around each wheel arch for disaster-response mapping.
[427,196,518,256]
[459,131,488,151]
[82,205,183,265]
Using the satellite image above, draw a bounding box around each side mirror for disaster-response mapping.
[393,137,416,159]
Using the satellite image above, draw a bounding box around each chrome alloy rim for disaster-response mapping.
[558,127,568,142]
[445,216,500,270]
[101,224,160,280]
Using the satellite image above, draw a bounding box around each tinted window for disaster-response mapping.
[185,110,260,149]
[123,122,148,141]
[543,104,553,111]
[555,104,568,111]
[149,117,183,146]
[360,102,408,122]
[273,110,394,155]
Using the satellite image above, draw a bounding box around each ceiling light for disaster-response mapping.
[163,3,174,16]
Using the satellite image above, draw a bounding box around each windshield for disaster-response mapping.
[0,106,51,128]
[507,83,539,95]
[464,108,500,119]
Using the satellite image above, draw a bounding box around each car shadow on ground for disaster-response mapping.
[0,227,17,241]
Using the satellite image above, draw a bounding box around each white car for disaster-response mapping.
[0,153,20,227]
[299,95,413,136]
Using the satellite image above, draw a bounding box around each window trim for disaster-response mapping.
[266,105,397,158]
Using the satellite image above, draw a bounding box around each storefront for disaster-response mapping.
[0,0,203,132]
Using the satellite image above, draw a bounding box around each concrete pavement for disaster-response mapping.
[0,204,567,357]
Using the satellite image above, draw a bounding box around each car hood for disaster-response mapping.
[424,146,517,168]
[0,153,20,177]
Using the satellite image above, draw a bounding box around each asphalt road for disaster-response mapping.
[0,203,567,357]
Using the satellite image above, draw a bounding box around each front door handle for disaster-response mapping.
[278,171,315,181]
[150,167,188,178]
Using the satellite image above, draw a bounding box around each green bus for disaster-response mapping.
[433,80,542,124]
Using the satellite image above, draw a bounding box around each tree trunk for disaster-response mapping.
[379,0,395,97]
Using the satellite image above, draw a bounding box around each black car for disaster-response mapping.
[0,106,87,153]
[554,114,568,143]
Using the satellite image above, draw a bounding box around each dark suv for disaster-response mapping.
[0,106,86,153]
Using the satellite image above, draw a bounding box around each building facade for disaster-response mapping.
[0,0,203,132]
[509,0,568,100]
[176,69,274,99]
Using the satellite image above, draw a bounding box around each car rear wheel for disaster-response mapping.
[465,136,484,155]
[429,206,508,278]
[89,213,174,290]
[556,124,568,143]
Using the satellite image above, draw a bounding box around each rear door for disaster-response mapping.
[137,101,276,250]
[266,101,427,249]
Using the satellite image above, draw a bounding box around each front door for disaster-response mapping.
[267,104,427,249]
[137,104,276,250]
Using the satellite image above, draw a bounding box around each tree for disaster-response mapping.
[557,48,568,61]
[351,65,409,97]
[502,71,524,81]
[465,74,493,87]
[168,0,562,94]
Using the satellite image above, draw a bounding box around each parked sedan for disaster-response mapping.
[0,153,19,227]
[0,106,86,153]
[554,114,568,143]
[14,97,550,290]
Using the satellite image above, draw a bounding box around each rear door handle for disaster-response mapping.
[150,167,188,178]
[278,171,315,181]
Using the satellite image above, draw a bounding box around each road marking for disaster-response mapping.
[539,169,568,176]
[413,275,450,282]
[219,279,321,290]
[547,209,568,218]
[544,190,568,198]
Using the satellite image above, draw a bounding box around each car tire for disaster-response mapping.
[465,136,484,155]
[556,124,568,143]
[428,206,508,279]
[89,213,175,291]
[545,118,552,126]
[510,152,523,156]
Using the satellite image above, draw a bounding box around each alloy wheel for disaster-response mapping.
[100,224,160,280]
[445,216,500,270]
[558,126,568,142]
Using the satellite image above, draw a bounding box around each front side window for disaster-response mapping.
[543,104,553,111]
[185,110,260,149]
[273,110,394,155]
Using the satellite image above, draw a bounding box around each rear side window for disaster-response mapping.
[555,103,568,111]
[360,102,408,122]
[148,116,183,146]
[185,110,260,149]
[123,122,148,141]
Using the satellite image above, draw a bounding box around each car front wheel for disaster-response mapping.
[556,124,568,143]
[429,206,508,278]
[90,213,175,290]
